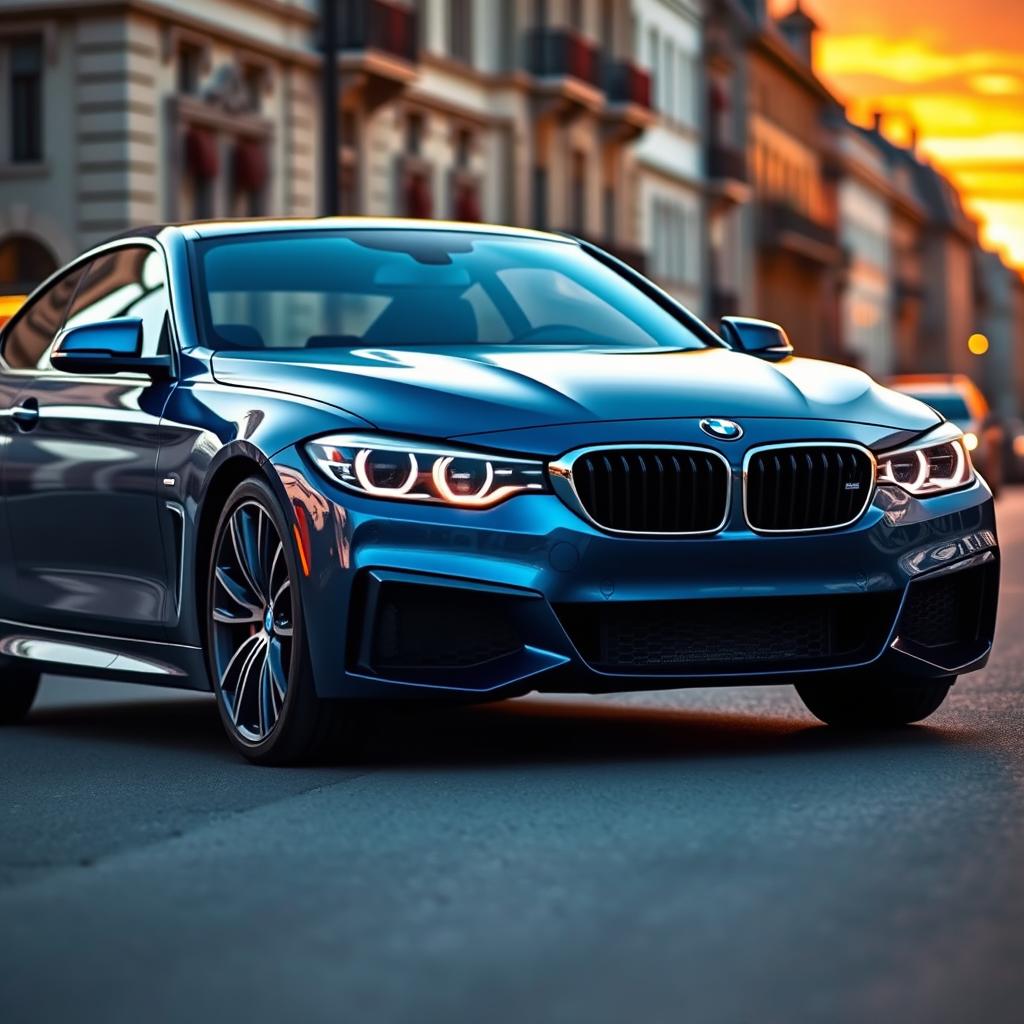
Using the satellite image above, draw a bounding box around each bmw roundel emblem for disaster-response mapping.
[700,418,744,441]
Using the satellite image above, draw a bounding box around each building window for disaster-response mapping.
[601,0,616,52]
[340,110,359,214]
[455,127,472,169]
[603,184,615,241]
[183,125,219,219]
[678,51,693,126]
[10,36,43,163]
[664,39,675,120]
[651,199,694,286]
[449,0,473,64]
[569,150,586,234]
[532,164,548,229]
[406,112,424,155]
[647,28,659,110]
[568,0,584,31]
[178,42,204,95]
[243,65,265,113]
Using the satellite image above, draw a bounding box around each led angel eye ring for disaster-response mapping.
[354,448,418,495]
[432,455,495,504]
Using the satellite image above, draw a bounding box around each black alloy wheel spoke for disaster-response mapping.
[212,501,295,744]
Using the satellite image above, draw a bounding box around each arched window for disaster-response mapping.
[0,234,58,296]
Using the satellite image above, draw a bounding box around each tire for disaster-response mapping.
[205,476,356,765]
[795,672,953,728]
[0,668,41,725]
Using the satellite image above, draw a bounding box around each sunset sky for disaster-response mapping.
[769,0,1024,269]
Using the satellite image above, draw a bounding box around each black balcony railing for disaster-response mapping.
[759,200,838,254]
[526,28,602,88]
[606,60,652,108]
[708,144,747,183]
[338,0,418,62]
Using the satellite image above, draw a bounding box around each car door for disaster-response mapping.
[1,243,178,640]
[0,262,87,623]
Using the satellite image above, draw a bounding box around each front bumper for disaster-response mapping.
[268,445,999,701]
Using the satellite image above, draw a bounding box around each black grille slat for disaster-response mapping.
[569,447,728,534]
[746,445,873,532]
[802,452,815,529]
[653,455,665,533]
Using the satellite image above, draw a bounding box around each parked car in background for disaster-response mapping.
[887,375,1004,496]
[999,417,1024,484]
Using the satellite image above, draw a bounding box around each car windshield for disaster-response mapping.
[192,229,711,352]
[904,392,971,421]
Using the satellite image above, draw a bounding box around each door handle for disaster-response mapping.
[11,397,40,431]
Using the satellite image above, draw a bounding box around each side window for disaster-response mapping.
[1,266,85,370]
[62,246,170,358]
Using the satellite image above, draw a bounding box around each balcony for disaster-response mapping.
[337,0,419,108]
[603,60,655,139]
[757,200,842,266]
[525,28,604,116]
[707,143,750,209]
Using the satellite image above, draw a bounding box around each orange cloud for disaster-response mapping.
[780,0,1024,268]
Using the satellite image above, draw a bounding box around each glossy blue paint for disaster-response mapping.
[0,220,999,702]
[209,344,940,441]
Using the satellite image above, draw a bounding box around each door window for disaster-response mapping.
[1,264,85,370]
[63,245,170,358]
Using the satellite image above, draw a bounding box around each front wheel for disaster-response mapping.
[206,476,355,765]
[0,668,41,725]
[796,672,953,728]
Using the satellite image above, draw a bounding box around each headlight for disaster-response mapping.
[876,425,975,496]
[305,434,547,507]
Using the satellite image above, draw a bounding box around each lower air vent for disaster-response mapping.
[556,592,900,674]
[898,563,994,650]
[367,581,523,671]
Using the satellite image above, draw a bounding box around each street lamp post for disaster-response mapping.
[321,0,339,216]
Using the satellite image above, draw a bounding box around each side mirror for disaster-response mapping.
[720,316,794,361]
[50,318,171,377]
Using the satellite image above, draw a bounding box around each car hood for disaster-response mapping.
[210,345,940,440]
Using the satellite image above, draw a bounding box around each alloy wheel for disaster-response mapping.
[210,500,294,743]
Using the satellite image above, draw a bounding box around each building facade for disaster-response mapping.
[0,0,322,310]
[1,0,1021,402]
[703,0,755,323]
[630,0,705,314]
[744,3,844,360]
[0,0,659,311]
[836,119,893,378]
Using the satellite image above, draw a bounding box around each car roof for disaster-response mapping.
[114,217,574,244]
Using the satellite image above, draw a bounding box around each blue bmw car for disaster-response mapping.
[0,220,998,763]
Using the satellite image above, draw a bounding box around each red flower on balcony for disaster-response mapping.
[406,172,433,218]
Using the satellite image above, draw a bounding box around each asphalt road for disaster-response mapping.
[2,492,1024,1024]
